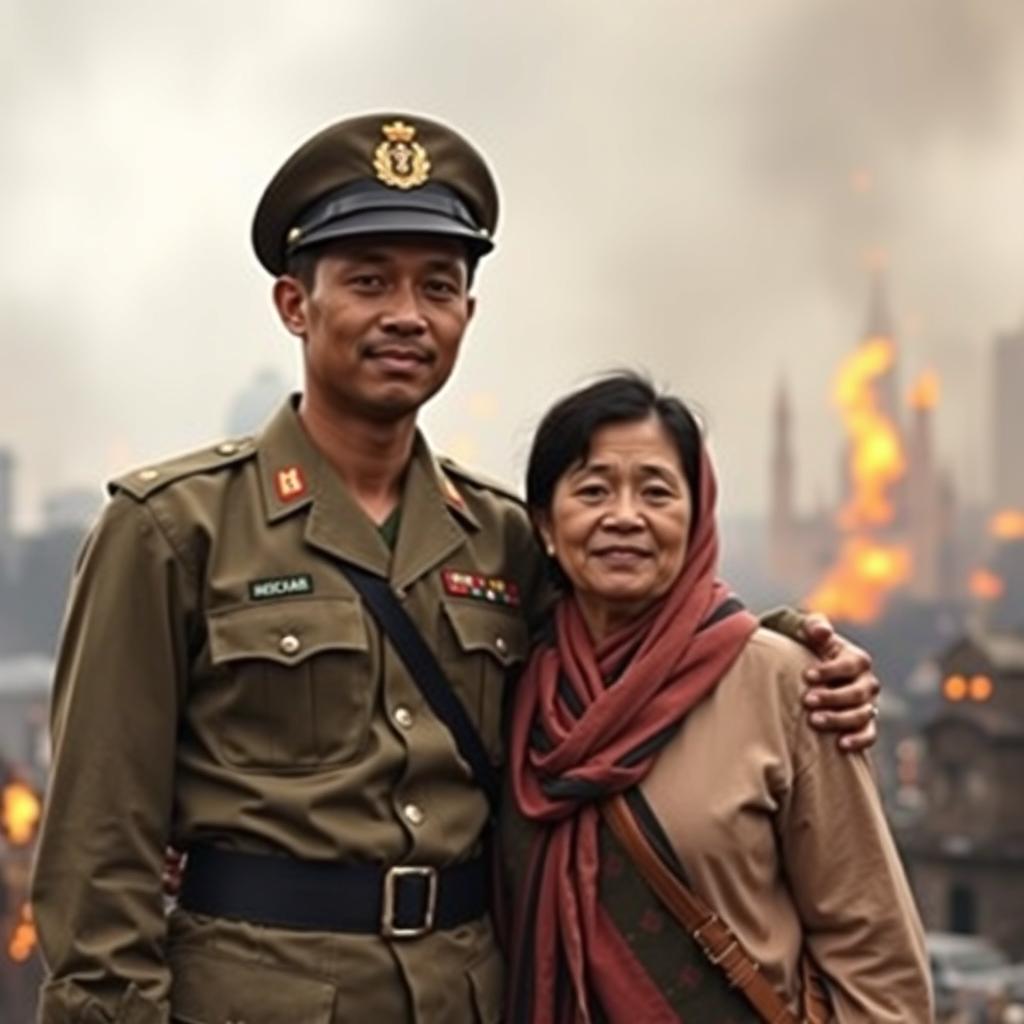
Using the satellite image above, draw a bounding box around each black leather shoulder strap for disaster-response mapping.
[339,562,501,812]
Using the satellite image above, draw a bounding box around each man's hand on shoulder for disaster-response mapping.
[797,612,880,752]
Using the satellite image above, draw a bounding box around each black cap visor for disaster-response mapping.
[285,180,493,265]
[290,207,493,261]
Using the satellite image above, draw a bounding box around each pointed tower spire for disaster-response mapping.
[773,374,791,438]
[857,262,903,459]
[864,265,894,341]
[769,374,796,579]
[907,371,940,599]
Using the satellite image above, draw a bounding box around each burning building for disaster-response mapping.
[982,321,1024,630]
[967,511,1024,632]
[0,659,48,1021]
[0,762,42,1022]
[768,271,957,623]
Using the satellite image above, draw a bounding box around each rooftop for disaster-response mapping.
[942,627,1024,673]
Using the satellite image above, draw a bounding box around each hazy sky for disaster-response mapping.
[2,0,1023,528]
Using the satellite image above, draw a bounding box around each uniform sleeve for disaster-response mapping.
[778,709,934,1022]
[31,495,194,1024]
[757,606,808,643]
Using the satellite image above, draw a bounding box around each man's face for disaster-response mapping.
[275,236,476,422]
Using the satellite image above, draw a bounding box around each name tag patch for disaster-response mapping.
[249,574,314,601]
[442,569,520,607]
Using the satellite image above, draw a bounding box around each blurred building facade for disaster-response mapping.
[0,450,15,581]
[993,322,1024,509]
[0,657,51,783]
[0,452,91,660]
[905,628,1024,959]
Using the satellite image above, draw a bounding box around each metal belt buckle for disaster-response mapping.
[693,913,739,969]
[692,913,721,959]
[381,865,438,939]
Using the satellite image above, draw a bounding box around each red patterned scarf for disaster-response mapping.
[507,446,758,1024]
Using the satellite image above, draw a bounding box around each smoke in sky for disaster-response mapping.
[1,0,1022,525]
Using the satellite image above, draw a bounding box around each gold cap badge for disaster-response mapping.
[373,120,431,190]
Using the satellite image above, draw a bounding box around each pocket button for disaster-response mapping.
[278,634,301,656]
[495,636,507,655]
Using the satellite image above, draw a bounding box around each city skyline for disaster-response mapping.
[1,272,1019,535]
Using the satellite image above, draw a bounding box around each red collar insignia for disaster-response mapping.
[275,465,307,502]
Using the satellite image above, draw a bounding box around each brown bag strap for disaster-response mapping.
[601,793,824,1024]
[801,957,831,1024]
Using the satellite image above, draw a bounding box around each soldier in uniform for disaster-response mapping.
[31,113,881,1024]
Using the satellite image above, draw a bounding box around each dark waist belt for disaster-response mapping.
[179,845,488,939]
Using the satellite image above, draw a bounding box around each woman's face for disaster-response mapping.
[538,415,693,635]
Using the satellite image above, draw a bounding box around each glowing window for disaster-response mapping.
[943,675,968,701]
[969,675,993,702]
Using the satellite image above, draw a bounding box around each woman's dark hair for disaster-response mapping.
[525,371,703,519]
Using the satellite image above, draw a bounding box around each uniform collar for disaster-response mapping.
[429,456,481,533]
[256,396,318,524]
[255,396,475,583]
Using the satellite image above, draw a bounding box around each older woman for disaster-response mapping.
[505,373,932,1023]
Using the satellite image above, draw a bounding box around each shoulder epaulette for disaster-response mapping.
[437,456,524,506]
[108,438,255,501]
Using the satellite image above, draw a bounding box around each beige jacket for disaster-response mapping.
[641,628,933,1022]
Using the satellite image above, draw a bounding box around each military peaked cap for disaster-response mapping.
[252,112,499,275]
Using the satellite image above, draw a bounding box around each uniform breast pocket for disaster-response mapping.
[205,597,374,771]
[440,599,529,765]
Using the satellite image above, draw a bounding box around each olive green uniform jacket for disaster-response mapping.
[32,398,545,1024]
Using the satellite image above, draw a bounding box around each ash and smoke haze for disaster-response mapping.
[1,0,1022,525]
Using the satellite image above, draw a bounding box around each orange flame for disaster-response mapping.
[990,509,1024,541]
[835,338,906,529]
[8,903,36,964]
[805,326,918,622]
[908,370,940,410]
[2,781,41,846]
[805,537,912,623]
[969,568,1005,601]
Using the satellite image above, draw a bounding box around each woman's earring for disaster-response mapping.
[545,542,556,557]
